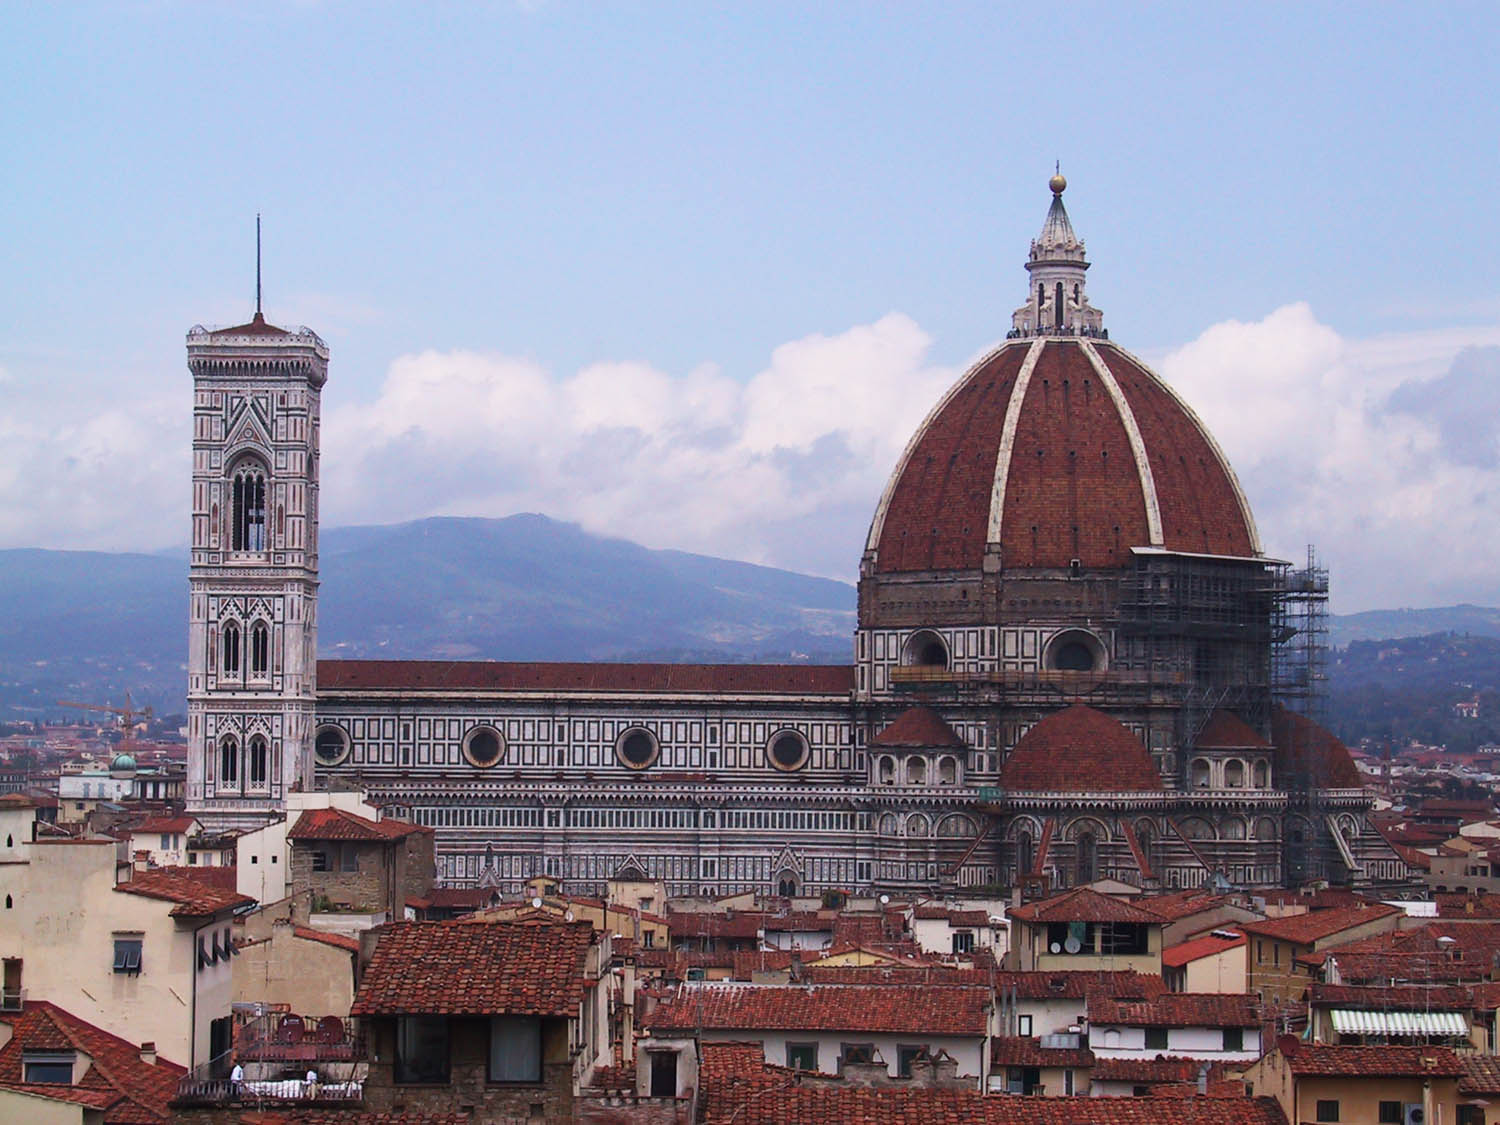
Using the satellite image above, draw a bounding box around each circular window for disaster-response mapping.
[766,730,810,772]
[313,724,350,767]
[615,727,660,770]
[1045,629,1106,673]
[462,725,505,768]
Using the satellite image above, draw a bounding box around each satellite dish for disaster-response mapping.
[1064,936,1082,954]
[531,896,543,909]
[879,894,890,905]
[1049,942,1063,954]
[564,910,575,922]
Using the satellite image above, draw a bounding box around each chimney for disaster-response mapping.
[139,1041,157,1066]
[1277,1034,1299,1058]
[1197,1062,1210,1094]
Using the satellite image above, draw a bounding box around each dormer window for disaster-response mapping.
[23,1050,75,1084]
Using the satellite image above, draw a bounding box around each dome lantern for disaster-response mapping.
[1011,170,1104,339]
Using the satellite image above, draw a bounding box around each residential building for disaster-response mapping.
[1085,993,1262,1065]
[127,815,201,868]
[1244,1039,1464,1125]
[349,920,608,1119]
[1162,931,1249,993]
[1006,887,1165,974]
[643,982,992,1087]
[285,805,434,930]
[1239,901,1402,1003]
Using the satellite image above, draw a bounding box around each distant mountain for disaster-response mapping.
[0,515,856,720]
[1329,604,1500,648]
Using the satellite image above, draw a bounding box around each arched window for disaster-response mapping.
[1222,817,1247,840]
[221,622,241,677]
[1075,831,1097,883]
[878,756,896,786]
[906,757,927,786]
[1191,758,1212,788]
[1017,832,1034,877]
[777,874,799,897]
[1252,759,1269,788]
[249,622,269,676]
[1224,759,1245,788]
[247,735,268,788]
[231,465,267,552]
[907,814,930,838]
[1054,282,1064,329]
[938,756,957,785]
[219,736,239,787]
[902,630,949,670]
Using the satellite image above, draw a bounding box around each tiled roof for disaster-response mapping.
[667,909,771,941]
[1308,983,1474,1011]
[700,1088,1288,1124]
[869,339,1257,574]
[294,925,361,953]
[1135,889,1234,920]
[150,864,239,892]
[1194,710,1270,750]
[585,1061,637,1089]
[318,659,854,696]
[1000,705,1165,792]
[870,707,965,748]
[1091,1055,1204,1083]
[130,816,196,835]
[805,964,998,987]
[350,921,593,1017]
[288,807,432,841]
[1238,901,1399,945]
[1270,705,1363,789]
[994,969,1168,1000]
[1162,932,1246,967]
[0,1000,187,1123]
[991,1035,1094,1068]
[1010,886,1166,924]
[1282,1043,1463,1077]
[1460,1053,1500,1095]
[113,869,254,917]
[208,312,290,337]
[644,983,989,1036]
[1088,992,1261,1028]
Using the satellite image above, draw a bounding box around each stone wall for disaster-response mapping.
[360,1014,575,1120]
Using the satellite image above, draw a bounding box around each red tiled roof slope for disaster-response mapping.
[288,806,431,841]
[1000,705,1164,792]
[351,921,592,1017]
[113,870,254,916]
[1195,710,1270,750]
[0,1000,186,1123]
[1089,992,1261,1028]
[1270,705,1363,789]
[870,706,965,748]
[1283,1043,1463,1076]
[1010,886,1165,924]
[645,983,989,1036]
[1239,901,1399,944]
[318,660,854,695]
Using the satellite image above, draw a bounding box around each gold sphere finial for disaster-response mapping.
[1049,169,1066,195]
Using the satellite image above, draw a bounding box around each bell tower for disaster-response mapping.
[184,253,327,828]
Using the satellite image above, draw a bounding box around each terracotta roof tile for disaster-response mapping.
[1282,1043,1463,1077]
[318,660,853,696]
[350,921,592,1016]
[1238,901,1399,945]
[870,707,965,748]
[993,969,1168,1000]
[1270,706,1363,789]
[1195,710,1270,750]
[645,983,989,1036]
[1091,1055,1204,1083]
[130,816,197,835]
[288,807,432,842]
[0,1000,186,1123]
[1000,705,1164,792]
[1009,886,1166,924]
[113,870,254,917]
[1460,1053,1500,1095]
[1089,992,1261,1028]
[991,1035,1094,1068]
[293,925,360,953]
[1162,932,1245,967]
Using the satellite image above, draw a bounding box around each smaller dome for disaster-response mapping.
[111,752,137,772]
[1001,705,1163,792]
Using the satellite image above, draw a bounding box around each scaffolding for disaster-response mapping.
[1271,544,1331,725]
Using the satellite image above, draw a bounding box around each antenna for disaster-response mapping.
[255,213,263,316]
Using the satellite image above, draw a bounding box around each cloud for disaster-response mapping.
[6,303,1500,611]
[1157,308,1500,610]
[322,313,955,578]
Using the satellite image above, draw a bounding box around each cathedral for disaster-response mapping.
[184,175,1408,899]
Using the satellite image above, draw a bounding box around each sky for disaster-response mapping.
[3,2,1499,612]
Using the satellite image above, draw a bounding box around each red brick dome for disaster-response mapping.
[1000,704,1164,792]
[865,337,1259,573]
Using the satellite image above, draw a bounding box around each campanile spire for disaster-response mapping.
[1011,171,1105,338]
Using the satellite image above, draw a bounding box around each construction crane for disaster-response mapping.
[56,693,154,740]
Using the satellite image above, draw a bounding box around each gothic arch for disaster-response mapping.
[901,630,949,669]
[937,813,978,838]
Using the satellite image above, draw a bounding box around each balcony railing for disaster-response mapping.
[173,1011,366,1106]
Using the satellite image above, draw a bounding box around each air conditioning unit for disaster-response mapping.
[1404,1103,1425,1125]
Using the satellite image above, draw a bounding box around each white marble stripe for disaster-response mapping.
[1081,339,1164,547]
[983,337,1047,545]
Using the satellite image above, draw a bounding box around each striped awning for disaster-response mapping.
[1330,1009,1469,1037]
